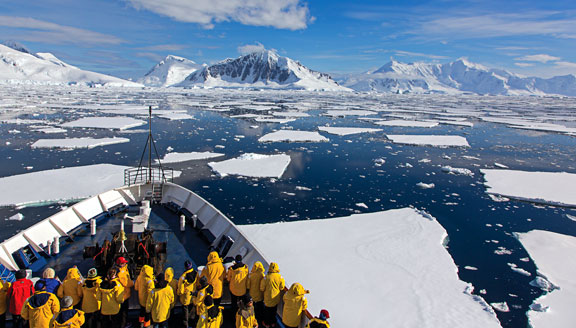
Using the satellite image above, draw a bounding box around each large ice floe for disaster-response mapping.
[208,153,291,178]
[258,130,329,143]
[157,151,225,164]
[385,135,470,147]
[31,137,130,149]
[375,120,439,128]
[481,169,576,207]
[239,208,501,328]
[516,230,576,328]
[61,117,146,130]
[0,164,131,206]
[317,126,383,136]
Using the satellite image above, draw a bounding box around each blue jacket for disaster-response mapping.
[41,278,61,295]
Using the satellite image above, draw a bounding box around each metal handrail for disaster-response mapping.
[124,167,174,186]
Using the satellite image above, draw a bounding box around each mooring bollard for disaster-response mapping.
[52,236,59,255]
[180,215,186,232]
[91,218,97,236]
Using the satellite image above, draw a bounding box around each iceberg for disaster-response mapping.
[208,153,291,178]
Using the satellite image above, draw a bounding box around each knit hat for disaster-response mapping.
[87,268,98,278]
[242,294,252,304]
[62,296,74,308]
[184,260,193,270]
[16,269,27,280]
[320,309,330,320]
[235,254,243,262]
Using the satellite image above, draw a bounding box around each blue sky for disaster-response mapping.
[1,0,575,79]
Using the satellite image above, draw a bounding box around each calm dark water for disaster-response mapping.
[1,89,576,327]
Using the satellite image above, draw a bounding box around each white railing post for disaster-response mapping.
[91,218,97,236]
[52,236,59,255]
[180,215,186,232]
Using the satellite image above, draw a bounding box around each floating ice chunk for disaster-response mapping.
[462,155,481,160]
[31,137,130,149]
[494,163,509,169]
[355,203,368,209]
[7,213,24,221]
[254,117,296,124]
[488,194,510,202]
[375,120,439,128]
[491,302,510,312]
[373,158,386,166]
[158,113,194,120]
[566,214,576,222]
[442,166,474,176]
[464,266,478,271]
[386,135,470,147]
[259,130,329,143]
[272,111,310,118]
[317,126,382,136]
[323,109,378,117]
[494,247,512,255]
[507,263,531,276]
[33,127,67,134]
[61,117,146,130]
[481,169,576,207]
[157,152,225,164]
[208,153,291,178]
[295,186,312,191]
[529,276,558,292]
[416,182,435,189]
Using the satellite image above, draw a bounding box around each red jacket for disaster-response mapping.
[9,278,34,315]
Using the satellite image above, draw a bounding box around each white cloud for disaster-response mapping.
[514,62,534,67]
[394,50,449,60]
[0,16,124,45]
[127,0,310,30]
[238,42,266,55]
[515,54,560,63]
[555,61,576,69]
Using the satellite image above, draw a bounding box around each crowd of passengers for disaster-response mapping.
[0,251,330,328]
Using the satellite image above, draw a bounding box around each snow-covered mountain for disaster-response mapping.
[0,44,142,87]
[138,55,204,87]
[178,50,349,91]
[338,59,576,96]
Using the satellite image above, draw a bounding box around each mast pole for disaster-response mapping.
[148,105,152,183]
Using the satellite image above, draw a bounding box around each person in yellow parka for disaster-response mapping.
[227,255,249,315]
[305,309,330,328]
[200,252,225,306]
[135,265,155,327]
[179,269,198,328]
[0,278,11,328]
[80,268,101,328]
[51,296,85,328]
[281,283,309,328]
[21,280,60,328]
[259,263,285,328]
[97,268,125,328]
[235,294,258,328]
[193,276,213,319]
[114,257,133,328]
[164,267,178,326]
[57,267,83,308]
[247,261,265,324]
[146,274,174,328]
[196,296,223,328]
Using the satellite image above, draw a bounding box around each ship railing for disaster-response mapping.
[124,166,174,186]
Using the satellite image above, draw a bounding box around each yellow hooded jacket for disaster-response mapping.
[135,265,155,307]
[50,307,85,328]
[57,268,83,306]
[305,318,330,328]
[260,263,285,307]
[235,306,257,328]
[227,263,248,297]
[282,283,308,327]
[116,265,134,302]
[196,305,223,328]
[97,279,125,315]
[0,279,11,315]
[80,277,102,313]
[178,269,197,306]
[164,268,178,307]
[193,284,212,316]
[200,252,225,299]
[21,291,60,328]
[146,284,174,323]
[247,262,265,302]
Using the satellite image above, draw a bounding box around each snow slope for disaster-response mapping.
[0,44,142,87]
[138,55,204,87]
[178,50,349,91]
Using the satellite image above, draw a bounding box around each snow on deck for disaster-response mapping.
[208,153,291,178]
[516,230,576,328]
[0,164,130,206]
[386,134,470,147]
[239,208,501,328]
[481,169,576,207]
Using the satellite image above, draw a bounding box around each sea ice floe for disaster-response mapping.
[491,302,510,312]
[7,213,24,221]
[416,182,435,189]
[317,126,382,136]
[157,152,225,164]
[158,113,194,120]
[442,166,474,176]
[385,135,470,147]
[31,137,130,149]
[33,127,67,134]
[323,109,378,117]
[239,208,501,328]
[517,230,576,328]
[208,153,291,178]
[61,117,146,130]
[258,130,329,143]
[375,120,439,128]
[481,169,576,207]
